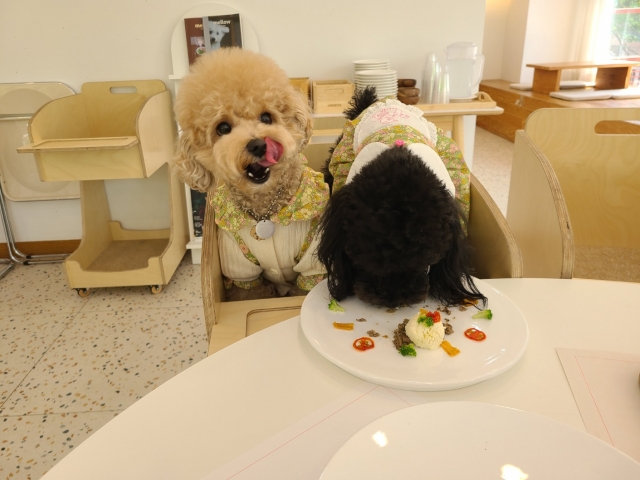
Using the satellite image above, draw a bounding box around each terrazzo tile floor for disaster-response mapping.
[1,257,208,479]
[0,126,512,479]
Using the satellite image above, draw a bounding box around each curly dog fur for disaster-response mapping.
[173,48,316,300]
[317,87,486,308]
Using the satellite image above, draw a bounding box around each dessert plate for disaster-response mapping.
[320,402,640,479]
[300,279,528,391]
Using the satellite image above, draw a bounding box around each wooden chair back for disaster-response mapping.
[507,107,640,279]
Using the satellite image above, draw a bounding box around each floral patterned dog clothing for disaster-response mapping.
[211,162,329,295]
[328,97,471,221]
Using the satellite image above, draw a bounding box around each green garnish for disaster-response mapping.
[398,344,417,357]
[472,309,493,320]
[328,299,345,312]
[417,314,434,327]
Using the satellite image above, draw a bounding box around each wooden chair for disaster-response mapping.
[507,108,640,280]
[202,130,522,355]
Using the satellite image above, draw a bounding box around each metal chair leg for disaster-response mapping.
[0,181,68,268]
[0,259,14,280]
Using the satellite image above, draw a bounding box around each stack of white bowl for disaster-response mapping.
[353,59,397,99]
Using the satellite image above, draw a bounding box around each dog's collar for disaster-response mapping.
[345,142,455,196]
[211,166,329,233]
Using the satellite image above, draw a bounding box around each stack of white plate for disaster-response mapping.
[352,59,390,72]
[354,69,398,99]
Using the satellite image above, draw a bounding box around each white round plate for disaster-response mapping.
[355,79,397,85]
[355,82,397,87]
[300,279,528,391]
[353,59,390,65]
[355,69,396,76]
[354,63,389,68]
[320,402,640,479]
[355,75,397,81]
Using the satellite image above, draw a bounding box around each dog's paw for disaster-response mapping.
[285,285,309,298]
[224,279,279,301]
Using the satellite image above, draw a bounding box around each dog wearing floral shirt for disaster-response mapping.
[173,48,328,300]
[318,87,487,308]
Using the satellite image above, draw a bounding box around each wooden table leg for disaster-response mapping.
[452,115,465,157]
[531,68,562,94]
[595,66,632,90]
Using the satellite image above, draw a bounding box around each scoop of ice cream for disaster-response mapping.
[405,311,445,350]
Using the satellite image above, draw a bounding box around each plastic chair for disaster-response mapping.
[507,107,640,280]
[0,82,77,275]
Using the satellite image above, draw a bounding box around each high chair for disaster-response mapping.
[17,80,188,294]
[201,125,523,355]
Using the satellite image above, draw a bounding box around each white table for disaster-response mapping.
[42,278,640,479]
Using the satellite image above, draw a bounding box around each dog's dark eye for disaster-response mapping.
[259,112,272,124]
[216,122,232,136]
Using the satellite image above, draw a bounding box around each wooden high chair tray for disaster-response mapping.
[18,136,139,152]
[18,80,175,182]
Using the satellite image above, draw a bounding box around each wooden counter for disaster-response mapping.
[478,79,640,142]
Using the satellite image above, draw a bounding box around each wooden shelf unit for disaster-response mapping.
[18,80,188,292]
[526,61,640,94]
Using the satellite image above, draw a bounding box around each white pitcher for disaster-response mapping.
[444,42,484,99]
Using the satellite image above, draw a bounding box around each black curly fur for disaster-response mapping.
[321,87,379,192]
[317,145,486,308]
[343,86,378,120]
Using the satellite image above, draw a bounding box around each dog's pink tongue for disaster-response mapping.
[258,137,283,167]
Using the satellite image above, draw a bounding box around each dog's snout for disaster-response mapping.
[246,138,267,158]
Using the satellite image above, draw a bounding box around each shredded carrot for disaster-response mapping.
[441,340,460,357]
[333,322,354,330]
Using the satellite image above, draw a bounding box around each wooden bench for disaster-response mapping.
[526,61,640,94]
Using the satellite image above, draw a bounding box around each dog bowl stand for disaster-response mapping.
[17,80,188,295]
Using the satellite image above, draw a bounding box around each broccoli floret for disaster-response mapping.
[328,299,345,312]
[417,313,434,327]
[398,344,417,357]
[472,309,493,320]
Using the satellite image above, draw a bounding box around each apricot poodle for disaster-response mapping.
[173,48,328,300]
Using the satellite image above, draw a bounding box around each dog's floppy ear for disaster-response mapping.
[428,210,487,307]
[285,88,313,149]
[317,188,356,301]
[172,127,215,192]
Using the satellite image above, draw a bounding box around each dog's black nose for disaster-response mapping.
[246,138,267,158]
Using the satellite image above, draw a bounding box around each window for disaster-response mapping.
[610,1,640,85]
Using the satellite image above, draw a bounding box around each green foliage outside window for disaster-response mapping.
[611,0,640,59]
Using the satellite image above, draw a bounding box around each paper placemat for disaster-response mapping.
[201,382,426,479]
[557,348,640,462]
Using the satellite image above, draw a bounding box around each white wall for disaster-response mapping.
[484,0,583,83]
[500,0,531,82]
[0,0,487,243]
[482,0,514,80]
[519,0,579,83]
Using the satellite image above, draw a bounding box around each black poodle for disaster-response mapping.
[317,87,486,308]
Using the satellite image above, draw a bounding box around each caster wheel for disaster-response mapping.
[76,288,90,298]
[150,285,163,294]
